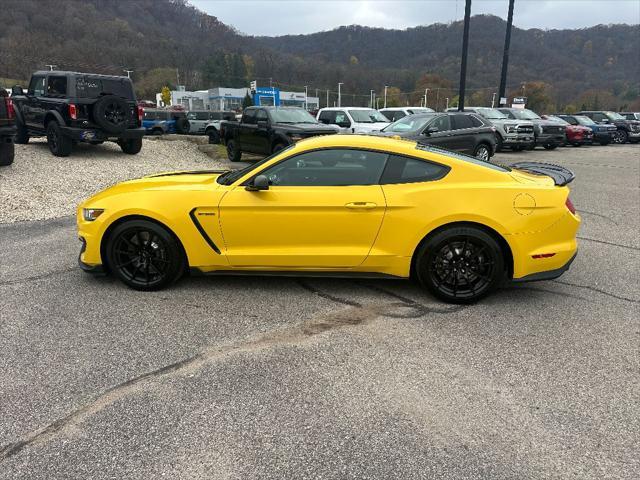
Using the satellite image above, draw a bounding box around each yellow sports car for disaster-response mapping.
[77,135,579,303]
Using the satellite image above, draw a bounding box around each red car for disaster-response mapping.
[543,115,593,146]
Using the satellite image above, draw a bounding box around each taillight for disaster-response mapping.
[137,105,144,123]
[5,97,14,120]
[566,197,576,215]
[68,103,77,120]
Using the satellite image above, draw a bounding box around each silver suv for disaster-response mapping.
[186,110,236,142]
[447,107,534,151]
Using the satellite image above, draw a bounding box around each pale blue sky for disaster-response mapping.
[190,0,640,36]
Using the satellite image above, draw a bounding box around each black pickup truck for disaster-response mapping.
[221,106,337,161]
[0,88,15,166]
[12,71,145,157]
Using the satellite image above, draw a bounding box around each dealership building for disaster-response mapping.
[156,86,319,111]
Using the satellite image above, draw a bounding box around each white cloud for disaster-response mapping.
[190,0,640,36]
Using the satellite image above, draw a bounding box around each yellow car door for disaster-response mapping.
[218,148,388,268]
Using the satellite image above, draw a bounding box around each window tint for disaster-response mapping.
[451,114,474,130]
[428,115,450,132]
[318,111,335,124]
[380,155,450,184]
[384,110,405,122]
[334,111,350,126]
[255,109,268,122]
[592,113,606,122]
[29,76,45,96]
[243,109,257,124]
[47,76,67,96]
[187,112,197,120]
[258,149,388,186]
[469,115,483,127]
[75,76,134,99]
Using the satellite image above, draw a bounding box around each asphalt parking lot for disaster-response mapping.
[1,143,638,479]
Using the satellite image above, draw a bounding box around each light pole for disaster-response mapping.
[326,89,329,108]
[123,69,133,78]
[384,85,389,108]
[45,64,57,71]
[424,88,430,108]
[446,97,450,110]
[338,82,343,107]
[370,90,374,108]
[457,0,472,111]
[304,85,308,110]
[491,92,497,108]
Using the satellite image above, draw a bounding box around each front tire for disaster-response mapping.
[119,137,143,155]
[46,122,73,157]
[613,130,628,144]
[226,139,241,162]
[473,143,491,161]
[207,129,220,144]
[106,219,184,291]
[415,226,505,304]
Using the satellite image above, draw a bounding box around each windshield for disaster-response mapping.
[475,108,507,120]
[605,111,625,120]
[574,115,596,126]
[269,108,317,124]
[216,145,295,185]
[348,109,389,123]
[546,115,569,125]
[382,114,435,133]
[511,109,541,120]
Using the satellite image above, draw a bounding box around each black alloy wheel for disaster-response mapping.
[106,220,184,291]
[227,139,241,162]
[416,227,504,303]
[46,122,72,157]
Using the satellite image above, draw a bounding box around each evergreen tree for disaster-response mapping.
[242,92,254,109]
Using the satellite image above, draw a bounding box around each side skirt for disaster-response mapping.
[189,268,404,280]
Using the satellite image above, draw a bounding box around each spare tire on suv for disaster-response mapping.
[92,95,129,134]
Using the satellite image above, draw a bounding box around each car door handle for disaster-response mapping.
[345,202,377,209]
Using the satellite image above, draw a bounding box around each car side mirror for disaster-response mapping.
[257,120,268,128]
[337,121,351,128]
[424,126,438,135]
[11,85,24,96]
[246,174,269,191]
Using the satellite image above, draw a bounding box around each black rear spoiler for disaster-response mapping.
[510,162,575,186]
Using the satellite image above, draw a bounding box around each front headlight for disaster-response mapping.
[83,208,104,221]
[504,123,517,133]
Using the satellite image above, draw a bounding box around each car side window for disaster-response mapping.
[334,111,350,127]
[565,117,577,125]
[428,115,450,132]
[592,113,605,122]
[256,109,268,122]
[386,110,405,122]
[243,109,257,124]
[451,114,473,130]
[318,111,335,124]
[380,155,450,184]
[46,76,67,96]
[29,76,45,96]
[469,115,483,127]
[257,149,388,186]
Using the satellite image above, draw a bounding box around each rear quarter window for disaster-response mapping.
[381,155,450,184]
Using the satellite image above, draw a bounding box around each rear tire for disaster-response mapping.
[119,138,143,155]
[415,226,505,304]
[14,120,29,144]
[473,143,491,161]
[46,122,73,157]
[226,139,241,162]
[207,128,220,144]
[106,219,184,291]
[0,141,15,166]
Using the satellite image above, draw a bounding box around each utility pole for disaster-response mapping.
[491,92,497,108]
[45,64,57,71]
[338,82,343,108]
[384,85,389,108]
[457,0,472,111]
[424,88,430,108]
[498,0,515,106]
[304,85,308,110]
[326,89,329,108]
[123,69,133,78]
[436,88,440,111]
[446,97,450,110]
[370,90,374,108]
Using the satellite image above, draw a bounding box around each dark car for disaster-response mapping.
[576,111,640,144]
[378,112,497,160]
[555,114,616,145]
[542,115,593,146]
[497,108,566,150]
[11,71,145,157]
[620,112,640,121]
[0,88,16,166]
[221,106,338,162]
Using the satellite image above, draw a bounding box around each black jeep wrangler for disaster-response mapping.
[11,71,145,157]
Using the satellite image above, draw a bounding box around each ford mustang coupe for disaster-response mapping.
[77,135,579,303]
